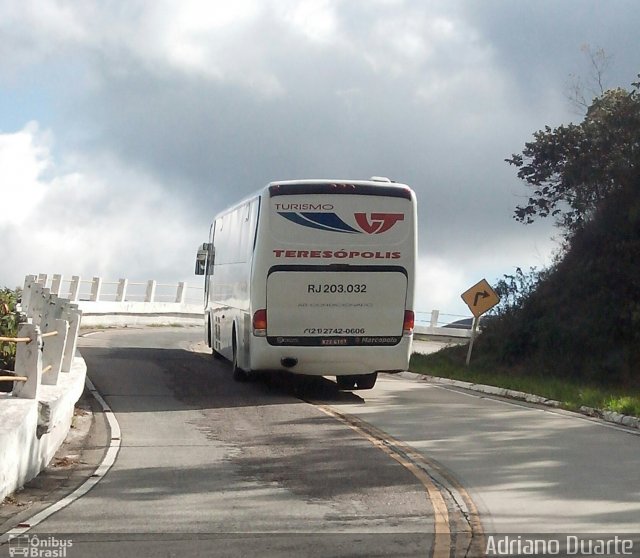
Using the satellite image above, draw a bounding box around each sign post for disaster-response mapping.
[461,278,500,366]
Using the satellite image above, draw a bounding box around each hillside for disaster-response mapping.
[474,79,640,388]
[477,183,639,386]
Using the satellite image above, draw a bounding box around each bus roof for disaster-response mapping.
[212,179,414,222]
[267,179,413,200]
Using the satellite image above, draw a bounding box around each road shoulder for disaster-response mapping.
[0,388,108,533]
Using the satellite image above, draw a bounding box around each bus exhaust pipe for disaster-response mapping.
[281,357,298,368]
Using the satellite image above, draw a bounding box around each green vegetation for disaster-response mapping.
[414,74,640,418]
[410,349,640,417]
[0,288,21,370]
[479,75,640,387]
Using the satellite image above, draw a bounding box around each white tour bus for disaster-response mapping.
[195,178,417,390]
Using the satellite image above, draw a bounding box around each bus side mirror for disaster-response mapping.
[195,243,214,275]
[195,248,207,275]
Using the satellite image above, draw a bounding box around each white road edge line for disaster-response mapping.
[0,377,121,544]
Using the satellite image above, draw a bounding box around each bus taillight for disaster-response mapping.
[253,309,267,336]
[403,310,415,335]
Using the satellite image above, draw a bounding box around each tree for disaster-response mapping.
[506,76,640,235]
[488,73,640,384]
[566,45,613,113]
[491,266,545,317]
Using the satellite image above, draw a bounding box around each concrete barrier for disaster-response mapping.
[0,276,85,502]
[31,275,204,327]
[414,309,475,340]
[414,325,472,340]
[78,301,203,327]
[0,356,86,501]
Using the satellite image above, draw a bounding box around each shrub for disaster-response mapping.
[0,288,21,370]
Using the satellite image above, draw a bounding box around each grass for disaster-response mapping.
[410,347,640,418]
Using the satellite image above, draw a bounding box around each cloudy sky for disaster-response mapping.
[0,0,637,317]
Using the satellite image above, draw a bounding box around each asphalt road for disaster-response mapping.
[4,328,473,558]
[336,375,640,533]
[2,328,639,557]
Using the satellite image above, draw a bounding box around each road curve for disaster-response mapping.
[3,327,479,558]
[334,373,640,534]
[5,327,637,558]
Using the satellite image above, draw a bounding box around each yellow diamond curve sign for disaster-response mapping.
[461,278,500,318]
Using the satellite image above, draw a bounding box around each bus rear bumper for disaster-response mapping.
[249,336,413,375]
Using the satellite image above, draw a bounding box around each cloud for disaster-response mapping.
[0,122,52,225]
[0,0,635,314]
[0,123,204,290]
[0,122,555,316]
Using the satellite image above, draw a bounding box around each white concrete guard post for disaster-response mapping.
[90,276,103,302]
[50,274,63,296]
[0,275,86,502]
[145,280,157,303]
[176,281,186,304]
[41,319,69,386]
[116,278,128,302]
[20,274,37,310]
[26,283,49,324]
[61,305,82,373]
[12,323,43,400]
[430,310,439,328]
[68,275,81,302]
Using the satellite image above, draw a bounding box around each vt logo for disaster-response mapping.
[354,213,404,234]
[277,211,404,234]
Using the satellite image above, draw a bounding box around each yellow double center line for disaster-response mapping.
[312,402,484,558]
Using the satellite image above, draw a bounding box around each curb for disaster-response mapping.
[400,372,640,431]
[0,362,122,543]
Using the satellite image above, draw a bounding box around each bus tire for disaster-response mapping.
[232,336,249,382]
[355,372,377,390]
[212,348,224,360]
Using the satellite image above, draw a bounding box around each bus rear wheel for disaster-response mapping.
[232,337,249,382]
[356,372,377,390]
